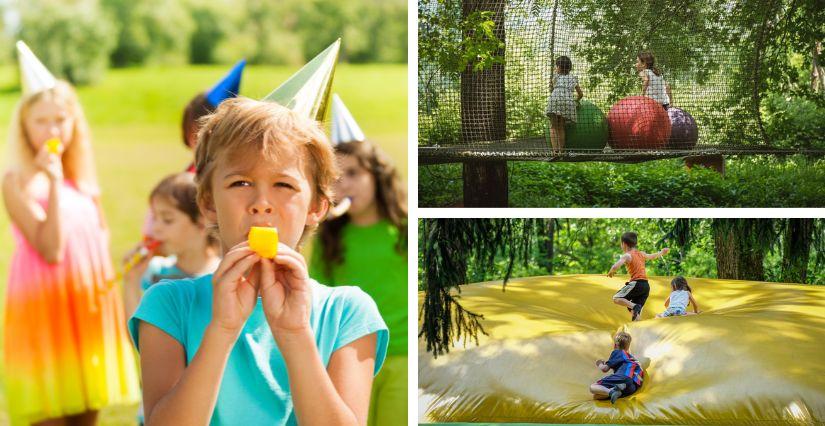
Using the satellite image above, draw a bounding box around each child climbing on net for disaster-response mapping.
[590,331,645,404]
[635,51,673,109]
[657,276,701,317]
[608,231,669,321]
[545,55,583,154]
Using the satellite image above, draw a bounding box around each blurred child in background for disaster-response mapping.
[2,41,139,426]
[311,95,408,426]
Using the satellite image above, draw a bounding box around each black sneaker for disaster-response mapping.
[609,387,623,404]
[632,304,643,321]
[609,383,626,404]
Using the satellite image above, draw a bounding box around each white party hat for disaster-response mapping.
[330,94,366,145]
[16,40,57,96]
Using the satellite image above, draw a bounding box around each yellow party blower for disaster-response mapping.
[249,227,279,259]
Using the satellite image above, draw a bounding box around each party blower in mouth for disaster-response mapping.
[248,227,279,259]
[46,138,62,154]
[326,197,351,219]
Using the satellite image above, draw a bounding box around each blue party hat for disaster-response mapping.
[205,59,246,107]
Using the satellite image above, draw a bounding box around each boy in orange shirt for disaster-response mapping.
[608,232,669,321]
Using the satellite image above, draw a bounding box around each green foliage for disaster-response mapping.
[18,0,116,85]
[188,3,228,64]
[419,0,505,73]
[0,5,10,65]
[103,0,195,67]
[418,219,825,287]
[419,86,462,145]
[14,0,406,69]
[419,219,542,356]
[364,1,408,63]
[419,157,825,207]
[294,0,407,64]
[762,93,825,148]
[217,0,407,65]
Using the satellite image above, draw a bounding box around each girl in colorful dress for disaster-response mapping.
[2,41,139,426]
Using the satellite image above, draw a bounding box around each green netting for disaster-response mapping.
[418,0,825,161]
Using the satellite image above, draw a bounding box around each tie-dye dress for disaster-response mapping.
[3,180,140,425]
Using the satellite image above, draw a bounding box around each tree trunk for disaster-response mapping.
[781,218,814,283]
[812,41,824,93]
[713,226,737,278]
[538,219,555,274]
[712,219,767,281]
[461,0,507,207]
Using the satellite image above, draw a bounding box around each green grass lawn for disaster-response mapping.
[0,62,407,424]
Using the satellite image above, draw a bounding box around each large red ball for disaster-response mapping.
[607,96,672,149]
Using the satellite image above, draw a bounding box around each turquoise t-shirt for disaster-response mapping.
[140,256,190,291]
[309,220,407,356]
[128,274,388,426]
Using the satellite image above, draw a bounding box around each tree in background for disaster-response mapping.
[781,218,816,283]
[419,218,825,355]
[17,0,116,85]
[420,218,540,356]
[102,0,194,67]
[0,3,11,65]
[9,0,406,74]
[187,2,227,64]
[711,219,775,281]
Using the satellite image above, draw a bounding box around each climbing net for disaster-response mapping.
[418,0,825,163]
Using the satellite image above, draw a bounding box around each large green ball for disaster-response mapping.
[565,100,608,149]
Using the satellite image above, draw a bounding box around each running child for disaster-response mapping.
[608,231,669,321]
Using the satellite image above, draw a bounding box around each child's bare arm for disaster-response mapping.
[643,247,670,260]
[596,359,610,372]
[689,293,700,313]
[575,84,583,101]
[665,295,670,308]
[122,256,151,320]
[280,330,376,426]
[2,171,66,264]
[607,254,629,277]
[141,322,236,426]
[92,195,109,234]
[640,72,650,95]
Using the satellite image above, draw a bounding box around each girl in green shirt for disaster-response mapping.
[312,138,408,426]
